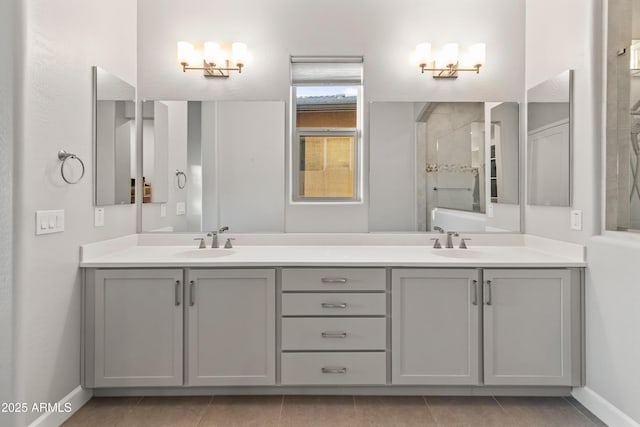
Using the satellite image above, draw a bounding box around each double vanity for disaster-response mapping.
[80,233,585,396]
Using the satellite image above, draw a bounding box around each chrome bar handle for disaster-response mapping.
[484,280,492,306]
[471,280,478,306]
[321,332,348,338]
[321,303,348,309]
[189,280,196,306]
[321,367,347,374]
[175,280,182,306]
[321,278,348,284]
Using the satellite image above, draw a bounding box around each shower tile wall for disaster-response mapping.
[417,103,484,230]
[606,0,640,230]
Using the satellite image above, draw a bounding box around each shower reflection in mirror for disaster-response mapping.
[369,102,520,233]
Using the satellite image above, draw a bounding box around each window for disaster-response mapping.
[291,57,363,201]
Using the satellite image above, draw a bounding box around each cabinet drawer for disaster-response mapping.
[282,318,386,350]
[282,293,386,316]
[281,352,386,385]
[282,268,386,291]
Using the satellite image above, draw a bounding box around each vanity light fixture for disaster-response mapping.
[414,42,486,79]
[177,41,248,78]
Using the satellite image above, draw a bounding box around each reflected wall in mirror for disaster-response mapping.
[369,102,521,233]
[93,66,136,206]
[142,101,169,203]
[141,101,286,233]
[527,69,573,207]
[488,102,520,205]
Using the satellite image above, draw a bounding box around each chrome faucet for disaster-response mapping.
[446,231,459,249]
[208,226,229,248]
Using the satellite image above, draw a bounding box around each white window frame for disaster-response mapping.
[290,84,363,203]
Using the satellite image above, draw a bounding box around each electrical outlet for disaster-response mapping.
[35,210,64,235]
[570,210,582,230]
[487,203,494,218]
[160,204,167,217]
[176,202,186,216]
[94,207,105,227]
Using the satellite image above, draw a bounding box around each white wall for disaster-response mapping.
[581,235,640,425]
[13,0,137,425]
[527,1,640,425]
[525,0,600,243]
[369,102,416,231]
[139,0,525,231]
[0,0,16,425]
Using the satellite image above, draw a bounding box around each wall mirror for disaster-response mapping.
[141,100,521,233]
[369,102,521,233]
[526,69,573,207]
[141,100,286,233]
[93,66,136,206]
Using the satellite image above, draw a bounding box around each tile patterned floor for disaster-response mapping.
[63,395,606,427]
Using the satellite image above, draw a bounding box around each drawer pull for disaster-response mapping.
[321,302,348,309]
[321,367,347,374]
[321,331,348,338]
[321,277,348,284]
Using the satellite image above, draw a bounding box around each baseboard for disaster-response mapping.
[572,387,640,427]
[28,386,92,427]
[93,385,572,397]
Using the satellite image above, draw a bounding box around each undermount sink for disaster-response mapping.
[176,249,235,259]
[431,249,482,258]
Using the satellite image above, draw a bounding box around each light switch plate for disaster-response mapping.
[487,203,494,218]
[94,207,105,227]
[176,202,186,216]
[160,204,167,217]
[35,210,64,235]
[570,210,582,230]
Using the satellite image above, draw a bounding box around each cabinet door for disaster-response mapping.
[392,269,480,385]
[186,269,276,386]
[93,269,184,387]
[483,269,574,386]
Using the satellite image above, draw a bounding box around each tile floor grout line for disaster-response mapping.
[195,395,214,427]
[277,394,284,427]
[562,396,599,426]
[492,395,507,413]
[422,395,439,425]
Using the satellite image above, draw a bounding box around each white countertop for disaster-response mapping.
[80,233,586,268]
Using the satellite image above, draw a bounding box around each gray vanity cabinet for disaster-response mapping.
[391,269,481,385]
[85,269,184,388]
[483,269,580,386]
[185,269,276,386]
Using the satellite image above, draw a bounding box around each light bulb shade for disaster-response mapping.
[204,42,224,65]
[415,43,432,65]
[177,41,194,65]
[442,43,459,67]
[232,42,248,65]
[469,43,486,66]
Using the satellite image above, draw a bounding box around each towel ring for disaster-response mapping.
[176,169,187,189]
[58,150,85,184]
